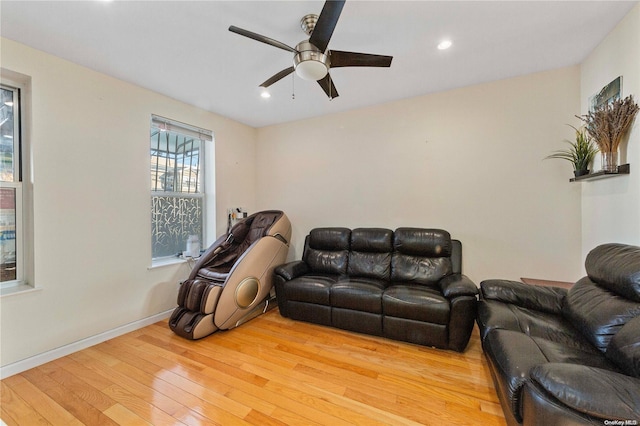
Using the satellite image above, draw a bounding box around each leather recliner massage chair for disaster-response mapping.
[169,210,291,339]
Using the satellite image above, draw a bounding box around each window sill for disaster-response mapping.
[148,256,188,270]
[1,283,42,298]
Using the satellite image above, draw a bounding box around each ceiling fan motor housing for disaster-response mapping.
[293,40,330,81]
[300,14,318,36]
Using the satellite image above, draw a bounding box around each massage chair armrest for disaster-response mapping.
[274,260,310,281]
[480,279,567,315]
[529,363,640,421]
[438,273,478,299]
[187,233,228,280]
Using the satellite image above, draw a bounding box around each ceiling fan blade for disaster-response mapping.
[329,50,393,68]
[309,0,346,53]
[317,73,339,99]
[229,25,297,53]
[260,67,295,88]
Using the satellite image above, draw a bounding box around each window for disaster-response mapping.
[150,115,212,261]
[1,84,23,287]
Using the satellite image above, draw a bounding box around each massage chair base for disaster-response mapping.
[169,291,278,340]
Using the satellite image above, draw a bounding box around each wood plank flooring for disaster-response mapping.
[1,309,506,425]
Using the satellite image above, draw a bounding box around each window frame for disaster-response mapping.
[0,82,25,290]
[150,115,212,264]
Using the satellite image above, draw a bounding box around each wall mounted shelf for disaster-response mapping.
[570,163,630,182]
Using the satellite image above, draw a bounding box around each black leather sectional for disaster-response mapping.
[274,227,478,352]
[477,243,640,425]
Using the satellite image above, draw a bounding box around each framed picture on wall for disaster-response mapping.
[589,76,621,112]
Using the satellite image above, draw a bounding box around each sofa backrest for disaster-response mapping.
[348,228,393,280]
[302,227,351,275]
[585,243,640,302]
[302,227,459,284]
[606,315,640,378]
[390,228,453,285]
[563,243,640,355]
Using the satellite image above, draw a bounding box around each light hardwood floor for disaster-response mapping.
[1,309,506,425]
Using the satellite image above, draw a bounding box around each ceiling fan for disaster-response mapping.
[229,0,392,99]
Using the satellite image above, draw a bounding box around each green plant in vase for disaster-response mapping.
[545,125,598,177]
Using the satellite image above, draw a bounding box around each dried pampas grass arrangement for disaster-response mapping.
[577,94,639,154]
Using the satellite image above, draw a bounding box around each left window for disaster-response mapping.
[150,115,212,262]
[1,83,23,287]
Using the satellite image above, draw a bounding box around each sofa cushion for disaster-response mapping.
[586,243,640,302]
[531,337,619,372]
[530,363,640,421]
[390,228,452,285]
[563,277,640,352]
[282,275,337,305]
[486,330,619,422]
[350,228,393,252]
[391,255,452,286]
[348,228,393,280]
[393,228,452,257]
[308,227,351,251]
[303,228,351,275]
[483,329,549,422]
[383,285,449,324]
[477,299,594,351]
[606,316,640,378]
[331,278,386,314]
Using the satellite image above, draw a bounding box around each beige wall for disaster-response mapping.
[580,3,640,261]
[256,66,583,284]
[0,38,256,368]
[3,3,637,371]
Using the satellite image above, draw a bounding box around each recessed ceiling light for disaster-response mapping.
[260,90,271,99]
[437,40,452,50]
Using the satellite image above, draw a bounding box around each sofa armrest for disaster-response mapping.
[274,260,310,281]
[530,363,640,421]
[438,274,478,299]
[480,279,566,315]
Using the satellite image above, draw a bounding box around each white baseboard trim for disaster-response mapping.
[0,309,173,379]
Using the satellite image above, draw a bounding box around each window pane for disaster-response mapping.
[150,129,202,194]
[0,87,16,182]
[151,195,202,258]
[150,118,206,261]
[0,187,17,282]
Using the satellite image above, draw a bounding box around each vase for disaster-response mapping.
[574,169,590,177]
[601,151,618,173]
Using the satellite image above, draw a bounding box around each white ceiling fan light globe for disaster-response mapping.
[293,40,330,81]
[295,60,328,80]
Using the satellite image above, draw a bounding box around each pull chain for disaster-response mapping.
[292,73,295,100]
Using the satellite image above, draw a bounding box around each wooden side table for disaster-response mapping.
[521,277,574,289]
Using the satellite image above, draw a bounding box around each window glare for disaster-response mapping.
[1,87,16,182]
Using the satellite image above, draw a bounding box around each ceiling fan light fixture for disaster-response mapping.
[295,60,329,81]
[294,40,330,81]
[437,40,453,50]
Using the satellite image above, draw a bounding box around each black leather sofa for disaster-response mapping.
[477,243,640,425]
[274,227,478,352]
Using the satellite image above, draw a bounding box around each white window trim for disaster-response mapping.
[1,76,32,295]
[150,115,212,267]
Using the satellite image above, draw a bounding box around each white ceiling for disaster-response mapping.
[1,1,637,128]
